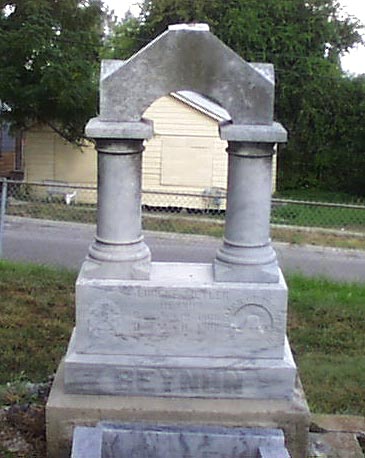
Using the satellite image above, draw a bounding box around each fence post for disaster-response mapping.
[0,178,8,257]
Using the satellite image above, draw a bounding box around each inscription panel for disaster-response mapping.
[99,424,285,458]
[76,282,287,358]
[65,357,296,399]
[71,424,287,458]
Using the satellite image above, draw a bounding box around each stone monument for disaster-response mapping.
[46,24,310,458]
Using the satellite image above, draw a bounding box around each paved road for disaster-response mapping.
[2,216,365,283]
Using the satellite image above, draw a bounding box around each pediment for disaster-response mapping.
[99,24,275,125]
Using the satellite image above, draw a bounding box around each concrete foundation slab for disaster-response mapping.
[47,362,310,458]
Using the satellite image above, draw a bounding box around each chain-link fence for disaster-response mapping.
[1,179,365,247]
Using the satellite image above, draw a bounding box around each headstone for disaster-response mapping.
[46,23,310,458]
[71,423,291,458]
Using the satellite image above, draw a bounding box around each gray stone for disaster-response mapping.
[73,263,288,359]
[85,138,151,280]
[83,23,288,284]
[47,363,309,458]
[71,422,288,458]
[64,330,296,399]
[85,118,153,140]
[71,427,102,458]
[214,143,279,283]
[98,25,275,125]
[258,445,291,457]
[46,21,308,458]
[63,262,296,399]
[219,121,288,143]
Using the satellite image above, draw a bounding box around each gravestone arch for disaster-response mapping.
[85,24,287,283]
[98,24,273,125]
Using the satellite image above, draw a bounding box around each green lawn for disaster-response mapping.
[271,202,365,231]
[0,260,364,416]
[7,195,365,243]
[287,275,365,415]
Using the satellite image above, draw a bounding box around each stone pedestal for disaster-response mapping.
[47,363,310,458]
[64,262,295,399]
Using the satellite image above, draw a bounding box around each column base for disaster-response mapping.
[214,243,280,283]
[85,239,151,280]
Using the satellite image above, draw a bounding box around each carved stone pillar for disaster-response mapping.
[83,119,153,279]
[214,123,287,283]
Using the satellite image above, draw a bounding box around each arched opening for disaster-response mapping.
[141,91,230,215]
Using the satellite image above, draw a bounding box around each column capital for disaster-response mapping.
[85,117,153,140]
[219,121,287,143]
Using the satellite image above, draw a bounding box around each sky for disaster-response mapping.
[106,0,365,75]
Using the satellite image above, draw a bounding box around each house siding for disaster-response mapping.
[22,95,277,208]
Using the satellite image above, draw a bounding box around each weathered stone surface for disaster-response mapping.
[98,24,275,125]
[85,118,153,140]
[64,331,296,398]
[214,142,279,283]
[71,427,102,458]
[47,363,310,458]
[258,445,291,457]
[73,263,288,359]
[84,138,151,280]
[47,20,308,458]
[308,432,364,458]
[71,423,288,458]
[219,121,287,143]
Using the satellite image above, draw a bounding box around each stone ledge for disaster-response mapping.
[219,121,287,143]
[85,118,153,140]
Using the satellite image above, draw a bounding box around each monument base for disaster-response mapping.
[64,331,296,399]
[46,362,310,458]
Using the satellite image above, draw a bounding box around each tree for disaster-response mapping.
[0,0,105,144]
[108,0,364,195]
[102,10,140,60]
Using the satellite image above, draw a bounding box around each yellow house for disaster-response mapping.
[23,92,277,209]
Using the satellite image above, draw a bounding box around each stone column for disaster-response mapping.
[83,119,153,280]
[214,123,287,283]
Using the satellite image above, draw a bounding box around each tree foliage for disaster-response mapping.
[108,0,365,195]
[0,0,105,143]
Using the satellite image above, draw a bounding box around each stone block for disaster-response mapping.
[47,363,309,458]
[73,263,288,360]
[98,27,275,125]
[71,422,288,458]
[219,121,288,143]
[85,118,154,140]
[258,445,291,457]
[64,331,296,398]
[71,426,102,458]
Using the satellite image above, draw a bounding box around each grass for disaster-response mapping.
[0,262,75,385]
[287,274,365,415]
[272,227,365,250]
[274,188,365,204]
[0,260,364,417]
[7,200,97,224]
[271,202,365,232]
